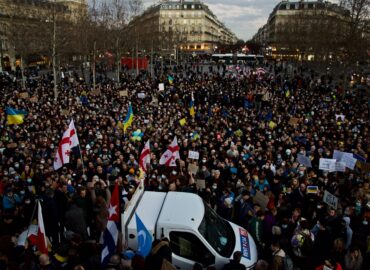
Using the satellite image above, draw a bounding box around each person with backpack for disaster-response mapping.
[270,240,293,270]
[291,218,314,270]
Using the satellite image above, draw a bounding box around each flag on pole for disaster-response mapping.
[6,107,27,125]
[68,119,79,147]
[159,136,180,167]
[189,92,195,118]
[37,201,48,254]
[53,128,72,170]
[135,213,152,257]
[101,183,120,266]
[139,140,151,172]
[168,75,174,85]
[123,103,134,133]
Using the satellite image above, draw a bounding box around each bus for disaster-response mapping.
[211,53,264,66]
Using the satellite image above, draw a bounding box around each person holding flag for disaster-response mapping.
[189,92,195,118]
[101,183,120,266]
[123,103,134,134]
[5,107,27,125]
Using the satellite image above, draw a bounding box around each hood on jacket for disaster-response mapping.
[343,216,351,228]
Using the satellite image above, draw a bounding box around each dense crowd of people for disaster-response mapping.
[0,61,369,270]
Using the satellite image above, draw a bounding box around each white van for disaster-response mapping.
[122,183,257,269]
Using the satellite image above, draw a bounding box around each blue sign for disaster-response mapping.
[239,228,251,260]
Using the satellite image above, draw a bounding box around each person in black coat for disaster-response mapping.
[311,218,333,268]
[222,251,246,270]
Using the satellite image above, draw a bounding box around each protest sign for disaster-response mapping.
[119,90,128,97]
[158,83,164,91]
[179,118,186,126]
[188,151,200,160]
[335,114,345,121]
[333,150,344,161]
[288,117,299,126]
[319,158,336,172]
[188,163,199,175]
[323,190,338,209]
[196,179,206,190]
[91,89,101,96]
[297,154,312,168]
[253,191,269,210]
[138,93,145,99]
[19,92,29,99]
[334,162,346,172]
[341,153,357,170]
[29,96,38,103]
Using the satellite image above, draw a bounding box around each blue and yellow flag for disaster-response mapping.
[168,75,174,85]
[123,104,134,133]
[189,92,195,118]
[191,131,200,141]
[6,107,27,125]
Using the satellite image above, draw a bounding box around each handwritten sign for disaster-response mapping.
[341,153,357,170]
[253,190,269,210]
[196,179,206,190]
[29,96,38,103]
[333,150,344,161]
[288,117,299,126]
[188,151,199,160]
[334,162,346,172]
[158,83,164,91]
[323,190,338,209]
[19,92,29,99]
[138,93,145,99]
[319,158,336,172]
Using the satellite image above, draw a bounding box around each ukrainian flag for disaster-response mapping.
[6,107,27,125]
[168,75,174,85]
[189,92,195,118]
[123,104,134,133]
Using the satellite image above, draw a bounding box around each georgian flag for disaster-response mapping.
[101,183,120,266]
[37,201,48,254]
[53,119,80,170]
[68,119,79,148]
[139,140,151,172]
[159,136,180,167]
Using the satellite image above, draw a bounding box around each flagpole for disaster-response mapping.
[25,198,39,244]
[78,144,86,178]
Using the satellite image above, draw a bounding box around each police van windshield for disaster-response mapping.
[198,201,235,257]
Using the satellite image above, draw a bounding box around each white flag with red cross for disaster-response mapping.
[53,119,80,170]
[159,136,180,167]
[139,140,151,172]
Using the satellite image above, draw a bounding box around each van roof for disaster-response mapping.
[157,192,205,231]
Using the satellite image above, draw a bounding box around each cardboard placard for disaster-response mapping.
[119,90,128,97]
[341,153,357,170]
[188,151,199,160]
[91,89,101,96]
[188,163,199,175]
[196,179,206,190]
[323,190,338,209]
[158,83,164,91]
[288,117,299,126]
[334,162,346,172]
[19,92,29,99]
[61,109,70,116]
[253,190,269,210]
[138,93,145,99]
[29,96,38,103]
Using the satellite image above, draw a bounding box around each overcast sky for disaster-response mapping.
[141,0,341,41]
[142,0,280,41]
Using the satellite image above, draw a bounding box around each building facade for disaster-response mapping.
[0,0,87,71]
[128,0,237,57]
[253,0,350,61]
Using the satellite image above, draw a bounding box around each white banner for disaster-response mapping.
[188,151,200,160]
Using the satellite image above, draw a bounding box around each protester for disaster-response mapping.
[0,60,369,270]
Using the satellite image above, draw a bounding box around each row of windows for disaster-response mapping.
[161,4,201,10]
[280,3,315,10]
[161,11,203,18]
